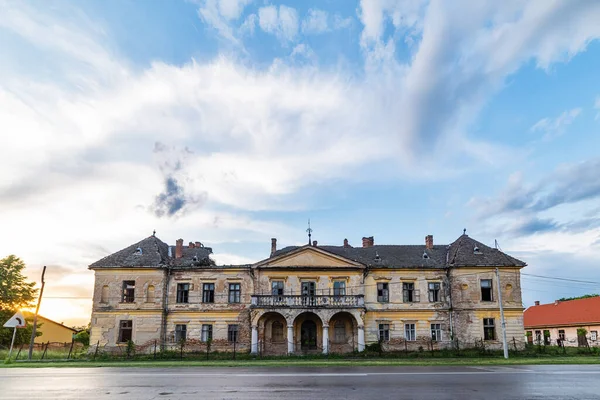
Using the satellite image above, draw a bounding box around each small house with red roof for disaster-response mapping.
[524,296,600,347]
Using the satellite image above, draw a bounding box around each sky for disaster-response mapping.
[1,0,600,327]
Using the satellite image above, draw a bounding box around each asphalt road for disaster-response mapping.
[2,365,600,400]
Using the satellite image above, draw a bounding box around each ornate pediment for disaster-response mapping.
[254,246,364,269]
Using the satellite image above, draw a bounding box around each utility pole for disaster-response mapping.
[28,266,46,360]
[495,267,509,359]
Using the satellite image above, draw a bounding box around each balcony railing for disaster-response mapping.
[251,295,364,308]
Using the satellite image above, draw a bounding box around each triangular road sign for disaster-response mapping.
[3,311,27,328]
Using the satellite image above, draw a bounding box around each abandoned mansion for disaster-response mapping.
[89,232,527,354]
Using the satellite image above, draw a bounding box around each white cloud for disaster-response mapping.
[333,14,353,30]
[301,9,329,35]
[258,5,298,43]
[530,108,582,140]
[196,0,253,45]
[3,0,600,324]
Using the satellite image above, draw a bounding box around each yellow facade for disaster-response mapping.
[26,314,77,344]
[89,235,526,354]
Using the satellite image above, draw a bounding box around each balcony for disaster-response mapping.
[251,295,364,308]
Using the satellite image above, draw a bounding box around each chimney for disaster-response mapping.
[362,236,374,248]
[270,238,277,257]
[313,240,318,247]
[425,235,434,249]
[175,239,184,259]
[343,238,349,248]
[534,300,540,306]
[195,241,202,248]
[189,242,195,248]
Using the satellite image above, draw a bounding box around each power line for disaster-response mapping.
[521,273,600,285]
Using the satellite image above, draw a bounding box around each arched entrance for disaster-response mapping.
[293,312,323,353]
[301,320,317,350]
[256,311,287,355]
[328,311,358,353]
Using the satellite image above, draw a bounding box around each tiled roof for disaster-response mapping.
[89,235,170,268]
[447,234,526,267]
[524,296,600,328]
[272,245,447,268]
[272,234,525,268]
[170,246,215,268]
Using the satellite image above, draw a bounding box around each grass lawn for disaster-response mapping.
[2,356,600,368]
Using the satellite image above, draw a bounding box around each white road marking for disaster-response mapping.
[2,370,600,378]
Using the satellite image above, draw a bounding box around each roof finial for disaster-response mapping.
[306,219,313,245]
[152,229,156,237]
[463,228,466,235]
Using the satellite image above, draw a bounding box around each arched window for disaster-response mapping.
[334,321,346,343]
[147,285,155,303]
[272,321,284,342]
[100,285,109,303]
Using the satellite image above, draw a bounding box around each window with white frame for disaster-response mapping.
[405,323,416,341]
[431,323,442,341]
[591,331,598,341]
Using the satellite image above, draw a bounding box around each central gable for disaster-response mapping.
[255,246,364,269]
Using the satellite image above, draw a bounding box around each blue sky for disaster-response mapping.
[1,0,600,325]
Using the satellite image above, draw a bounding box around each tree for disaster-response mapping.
[0,255,40,346]
[0,255,38,310]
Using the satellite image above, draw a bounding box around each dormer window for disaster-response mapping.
[374,252,381,263]
[422,252,429,259]
[192,256,198,262]
[474,246,482,254]
[135,247,143,255]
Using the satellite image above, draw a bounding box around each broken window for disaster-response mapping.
[543,330,551,345]
[100,285,109,303]
[405,323,416,341]
[175,324,187,342]
[481,279,493,301]
[377,283,389,303]
[201,324,213,342]
[484,318,496,340]
[202,283,215,303]
[535,330,542,344]
[146,285,155,303]
[431,323,442,341]
[334,321,345,343]
[122,280,135,303]
[428,282,441,302]
[403,282,416,302]
[176,283,190,304]
[378,323,390,342]
[558,330,565,341]
[272,321,284,342]
[591,331,598,341]
[228,324,239,343]
[271,281,284,296]
[229,283,241,303]
[333,281,346,297]
[527,331,533,344]
[118,320,133,343]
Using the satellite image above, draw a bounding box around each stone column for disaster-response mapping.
[358,325,365,352]
[287,325,294,354]
[322,325,329,354]
[251,325,258,354]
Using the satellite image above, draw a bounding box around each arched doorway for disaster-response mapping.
[293,312,323,353]
[256,311,287,355]
[328,311,358,353]
[301,320,317,350]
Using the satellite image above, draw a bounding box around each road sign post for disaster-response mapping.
[3,311,27,361]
